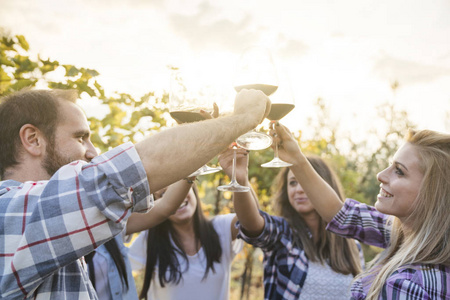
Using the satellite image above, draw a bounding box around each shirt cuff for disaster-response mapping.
[82,142,152,214]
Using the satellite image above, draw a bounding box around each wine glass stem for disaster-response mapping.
[274,139,280,159]
[231,148,238,183]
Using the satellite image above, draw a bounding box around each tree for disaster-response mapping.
[0,32,171,154]
[0,33,100,97]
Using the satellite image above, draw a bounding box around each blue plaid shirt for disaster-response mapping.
[0,143,151,299]
[237,210,364,300]
[327,199,450,299]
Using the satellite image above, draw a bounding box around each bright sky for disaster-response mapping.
[1,0,450,141]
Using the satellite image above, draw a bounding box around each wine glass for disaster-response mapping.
[216,142,250,192]
[233,46,277,151]
[261,71,295,168]
[169,68,222,176]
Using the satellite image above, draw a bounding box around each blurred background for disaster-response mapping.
[1,0,449,298]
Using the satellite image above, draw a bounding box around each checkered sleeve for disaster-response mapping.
[237,210,289,251]
[1,143,151,298]
[383,272,429,299]
[326,198,391,248]
[381,265,449,299]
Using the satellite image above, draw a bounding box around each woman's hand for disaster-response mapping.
[270,122,306,166]
[220,146,264,238]
[271,122,343,222]
[218,147,250,185]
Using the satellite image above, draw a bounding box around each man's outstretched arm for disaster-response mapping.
[136,89,271,192]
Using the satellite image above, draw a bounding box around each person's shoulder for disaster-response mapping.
[388,264,449,292]
[1,180,47,198]
[395,263,447,274]
[0,179,23,192]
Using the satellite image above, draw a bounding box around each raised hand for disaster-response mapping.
[218,147,249,185]
[270,122,304,166]
[234,89,271,126]
[271,122,343,222]
[220,146,265,236]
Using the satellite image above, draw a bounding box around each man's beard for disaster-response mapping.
[42,142,78,177]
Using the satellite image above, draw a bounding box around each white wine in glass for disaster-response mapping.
[170,110,207,124]
[266,103,295,121]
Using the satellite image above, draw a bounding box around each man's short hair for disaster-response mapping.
[0,89,78,177]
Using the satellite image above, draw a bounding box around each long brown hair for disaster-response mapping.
[364,129,450,299]
[139,184,222,299]
[273,156,362,276]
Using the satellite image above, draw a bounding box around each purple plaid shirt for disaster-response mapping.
[0,143,152,299]
[327,199,450,299]
[237,210,364,300]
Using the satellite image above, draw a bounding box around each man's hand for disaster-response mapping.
[233,89,271,127]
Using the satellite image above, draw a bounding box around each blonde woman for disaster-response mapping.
[219,150,364,299]
[274,125,450,299]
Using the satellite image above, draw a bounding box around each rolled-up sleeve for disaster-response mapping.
[1,142,152,298]
[79,142,152,221]
[237,211,289,251]
[326,199,391,249]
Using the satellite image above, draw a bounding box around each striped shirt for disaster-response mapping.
[327,198,450,299]
[237,210,364,300]
[0,143,152,299]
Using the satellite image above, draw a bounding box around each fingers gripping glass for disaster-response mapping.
[217,142,250,192]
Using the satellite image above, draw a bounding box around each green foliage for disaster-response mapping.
[90,91,171,153]
[0,33,102,99]
[0,32,172,154]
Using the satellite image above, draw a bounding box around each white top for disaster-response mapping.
[88,231,138,300]
[128,214,243,300]
[299,261,354,300]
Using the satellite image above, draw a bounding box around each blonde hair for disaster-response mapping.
[364,129,450,299]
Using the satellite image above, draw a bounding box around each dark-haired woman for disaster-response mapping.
[86,178,199,299]
[128,180,243,300]
[219,148,364,300]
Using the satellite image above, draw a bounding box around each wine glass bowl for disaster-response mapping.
[234,83,278,96]
[266,103,295,121]
[169,70,211,123]
[233,46,279,92]
[235,131,273,151]
[261,70,295,168]
[233,46,278,151]
[169,68,222,176]
[170,110,208,124]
